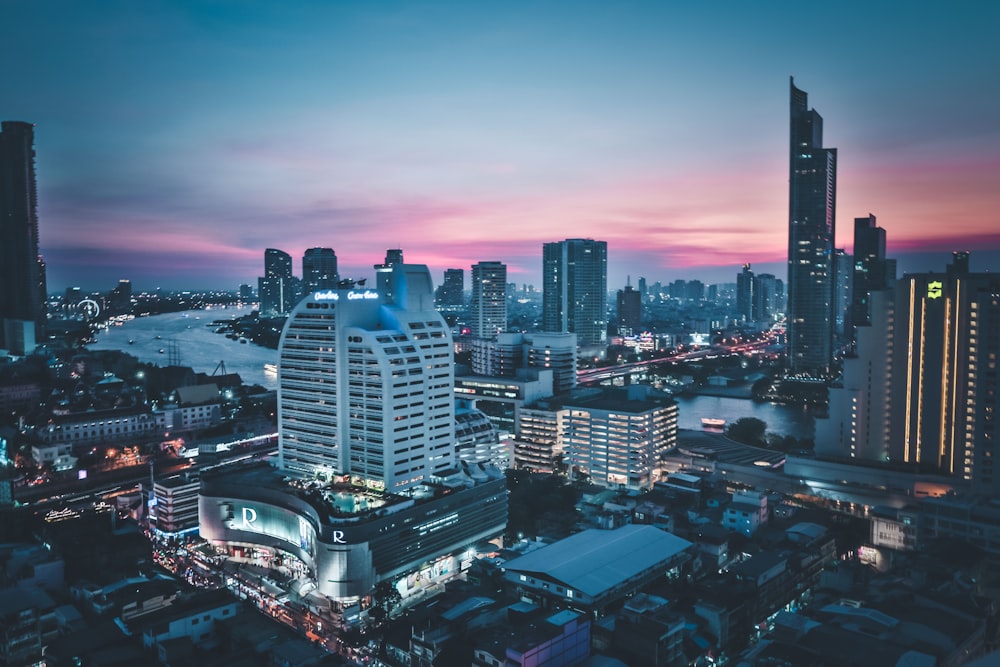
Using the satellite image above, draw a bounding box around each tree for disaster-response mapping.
[368,580,403,658]
[368,579,401,624]
[726,417,767,446]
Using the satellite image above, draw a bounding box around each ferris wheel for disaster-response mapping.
[77,298,101,321]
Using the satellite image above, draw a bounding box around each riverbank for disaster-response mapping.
[87,307,279,390]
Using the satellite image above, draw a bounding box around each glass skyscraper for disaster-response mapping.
[542,238,607,348]
[258,248,295,315]
[787,78,837,373]
[0,121,46,354]
[302,247,338,294]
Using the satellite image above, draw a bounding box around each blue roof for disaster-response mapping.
[504,525,691,597]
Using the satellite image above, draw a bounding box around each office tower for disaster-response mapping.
[817,288,893,461]
[753,273,777,323]
[833,248,852,339]
[638,277,647,302]
[890,254,1000,493]
[63,287,82,317]
[470,261,507,338]
[374,248,404,297]
[0,121,46,354]
[238,283,253,301]
[787,78,837,372]
[278,264,454,491]
[686,280,705,302]
[109,279,132,313]
[437,268,464,307]
[258,248,295,315]
[302,247,338,294]
[515,385,678,489]
[852,214,895,330]
[736,264,754,322]
[563,385,678,490]
[617,282,641,334]
[542,238,607,347]
[471,332,577,395]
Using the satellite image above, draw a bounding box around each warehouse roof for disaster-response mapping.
[504,524,691,598]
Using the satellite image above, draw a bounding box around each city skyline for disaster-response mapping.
[4,1,999,291]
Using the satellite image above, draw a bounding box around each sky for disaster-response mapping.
[3,1,999,292]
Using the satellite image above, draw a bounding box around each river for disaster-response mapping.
[88,307,279,390]
[87,309,814,438]
[673,394,816,440]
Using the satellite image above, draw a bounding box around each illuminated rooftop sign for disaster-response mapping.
[314,289,379,302]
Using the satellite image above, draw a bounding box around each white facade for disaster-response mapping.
[817,289,893,461]
[277,265,455,492]
[471,331,577,394]
[564,397,677,491]
[35,410,160,446]
[154,473,201,534]
[454,402,509,468]
[31,443,76,471]
[723,489,768,536]
[470,261,507,339]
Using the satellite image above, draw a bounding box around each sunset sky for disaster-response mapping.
[4,1,999,292]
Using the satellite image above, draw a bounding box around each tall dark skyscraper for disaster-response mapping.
[374,248,404,297]
[436,268,464,307]
[851,214,894,330]
[736,263,754,323]
[0,121,46,354]
[752,273,777,323]
[787,78,837,372]
[542,238,607,347]
[258,248,296,315]
[302,247,338,294]
[617,283,641,334]
[833,248,852,340]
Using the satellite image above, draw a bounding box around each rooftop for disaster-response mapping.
[202,461,499,524]
[504,524,691,598]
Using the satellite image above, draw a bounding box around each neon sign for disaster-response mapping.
[927,281,943,299]
[314,290,379,302]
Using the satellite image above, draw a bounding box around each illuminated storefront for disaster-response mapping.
[199,464,507,601]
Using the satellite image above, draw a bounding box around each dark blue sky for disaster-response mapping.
[4,1,999,291]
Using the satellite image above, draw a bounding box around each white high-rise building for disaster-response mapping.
[470,261,507,339]
[277,264,454,491]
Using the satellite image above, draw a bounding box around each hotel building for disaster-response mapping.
[200,264,507,601]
